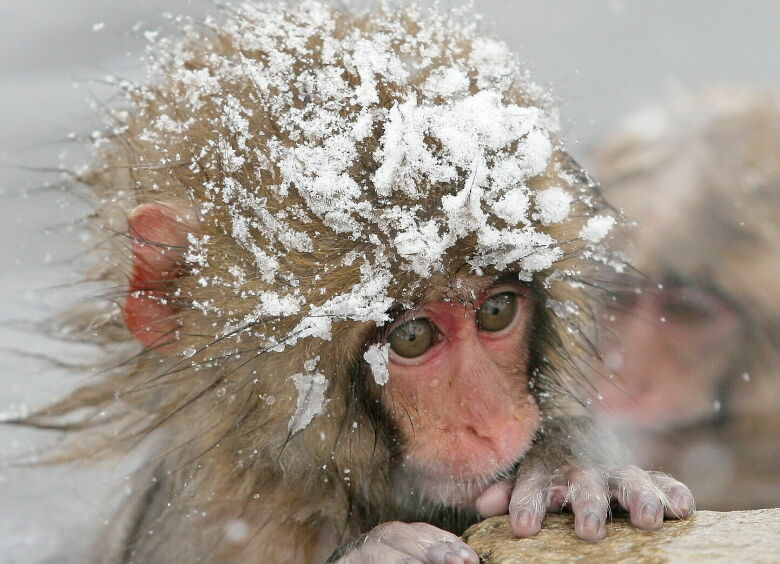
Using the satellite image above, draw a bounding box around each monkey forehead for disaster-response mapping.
[417,274,512,305]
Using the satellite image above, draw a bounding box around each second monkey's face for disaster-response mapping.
[381,278,540,505]
[596,276,741,429]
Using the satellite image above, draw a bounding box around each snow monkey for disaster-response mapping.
[24,3,693,562]
[593,89,780,510]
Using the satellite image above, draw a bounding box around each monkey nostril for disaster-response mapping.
[463,424,494,442]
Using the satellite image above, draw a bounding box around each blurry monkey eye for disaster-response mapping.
[388,318,435,358]
[477,292,518,332]
[659,287,721,325]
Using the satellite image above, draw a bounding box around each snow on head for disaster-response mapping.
[110,1,615,402]
[579,215,616,243]
[534,187,573,225]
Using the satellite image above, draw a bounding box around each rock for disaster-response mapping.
[463,509,780,563]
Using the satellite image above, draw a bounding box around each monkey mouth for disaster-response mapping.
[394,452,525,508]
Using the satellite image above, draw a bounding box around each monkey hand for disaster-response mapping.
[330,521,479,564]
[475,463,695,542]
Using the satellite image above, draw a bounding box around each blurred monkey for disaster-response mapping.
[593,88,780,510]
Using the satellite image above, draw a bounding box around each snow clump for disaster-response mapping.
[363,343,391,386]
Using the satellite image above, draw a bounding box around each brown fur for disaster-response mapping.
[23,3,618,561]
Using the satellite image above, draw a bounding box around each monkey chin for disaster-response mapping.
[393,457,522,512]
[394,438,535,510]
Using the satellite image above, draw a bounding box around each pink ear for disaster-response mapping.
[123,203,191,350]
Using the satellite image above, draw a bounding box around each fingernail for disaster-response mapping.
[515,509,533,529]
[678,495,694,513]
[583,512,600,532]
[458,546,477,560]
[641,502,658,522]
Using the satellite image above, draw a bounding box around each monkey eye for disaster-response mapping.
[388,318,435,358]
[476,292,518,332]
[658,287,722,326]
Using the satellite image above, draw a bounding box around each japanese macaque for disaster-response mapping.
[592,89,780,510]
[22,3,693,563]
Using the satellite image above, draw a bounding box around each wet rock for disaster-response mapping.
[463,509,780,563]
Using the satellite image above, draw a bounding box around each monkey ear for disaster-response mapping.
[123,203,192,350]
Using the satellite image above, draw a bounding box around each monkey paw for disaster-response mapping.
[476,465,694,541]
[336,521,479,564]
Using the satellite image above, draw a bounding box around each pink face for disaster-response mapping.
[382,281,540,500]
[596,282,741,429]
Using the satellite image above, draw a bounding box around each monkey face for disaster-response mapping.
[596,278,741,429]
[381,278,540,502]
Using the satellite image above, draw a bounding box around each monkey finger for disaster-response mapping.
[508,468,548,537]
[608,466,664,531]
[566,467,610,541]
[651,472,695,519]
[475,480,513,518]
